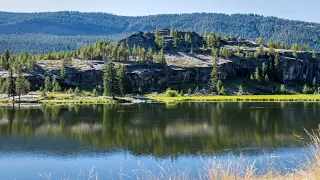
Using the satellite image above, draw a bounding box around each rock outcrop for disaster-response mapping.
[1,30,319,92]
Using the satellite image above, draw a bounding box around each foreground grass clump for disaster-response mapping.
[150,94,320,102]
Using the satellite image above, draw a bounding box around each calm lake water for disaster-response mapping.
[0,102,319,179]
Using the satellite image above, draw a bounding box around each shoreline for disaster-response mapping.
[149,94,320,103]
[1,94,320,107]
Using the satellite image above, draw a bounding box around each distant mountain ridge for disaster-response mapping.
[0,11,320,53]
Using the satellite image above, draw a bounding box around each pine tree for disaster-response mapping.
[274,53,280,80]
[2,49,10,70]
[261,62,267,78]
[237,85,243,95]
[170,27,174,37]
[254,67,261,81]
[41,86,47,97]
[52,78,61,92]
[44,77,51,92]
[312,49,317,59]
[155,28,164,49]
[92,88,98,97]
[210,55,219,90]
[235,46,243,58]
[67,87,73,94]
[265,74,270,82]
[15,71,29,103]
[5,68,15,104]
[158,49,166,64]
[173,38,179,49]
[132,45,138,61]
[267,39,274,48]
[103,62,119,98]
[280,84,286,94]
[147,48,153,63]
[187,88,192,95]
[218,86,225,95]
[216,80,223,93]
[60,66,66,79]
[312,77,317,89]
[117,65,128,97]
[257,36,263,45]
[250,74,254,80]
[185,31,192,48]
[302,84,309,94]
[0,76,4,94]
[74,87,80,96]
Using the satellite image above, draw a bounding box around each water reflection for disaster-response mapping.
[0,102,319,157]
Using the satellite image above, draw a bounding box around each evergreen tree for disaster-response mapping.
[312,77,317,89]
[117,65,128,96]
[185,31,192,48]
[67,87,73,94]
[52,78,61,92]
[173,38,179,49]
[74,87,80,96]
[267,39,274,48]
[218,86,225,95]
[44,77,51,92]
[147,47,153,63]
[264,74,270,82]
[60,66,66,79]
[302,84,309,94]
[5,68,15,104]
[187,88,192,95]
[267,47,275,56]
[250,74,254,80]
[132,45,138,61]
[280,84,286,94]
[274,53,281,81]
[41,86,47,97]
[312,49,317,59]
[103,62,119,98]
[15,69,30,103]
[257,36,263,45]
[235,46,243,58]
[92,88,98,97]
[155,28,164,49]
[261,62,267,78]
[210,55,219,90]
[254,67,261,81]
[0,76,4,94]
[237,85,243,95]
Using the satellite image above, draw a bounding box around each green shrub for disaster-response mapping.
[165,88,179,97]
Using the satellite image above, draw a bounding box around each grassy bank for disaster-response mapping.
[40,94,115,105]
[0,92,116,106]
[149,94,320,102]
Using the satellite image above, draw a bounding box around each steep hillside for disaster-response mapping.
[0,11,320,53]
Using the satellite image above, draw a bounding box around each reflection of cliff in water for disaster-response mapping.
[0,102,319,157]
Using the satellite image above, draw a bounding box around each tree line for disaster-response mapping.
[1,12,320,53]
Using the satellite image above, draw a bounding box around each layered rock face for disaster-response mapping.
[1,29,319,92]
[17,51,319,92]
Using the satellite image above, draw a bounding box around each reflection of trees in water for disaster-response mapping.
[0,103,319,157]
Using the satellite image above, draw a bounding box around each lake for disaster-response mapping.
[0,102,319,179]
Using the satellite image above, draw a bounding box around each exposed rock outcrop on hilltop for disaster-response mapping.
[1,30,319,93]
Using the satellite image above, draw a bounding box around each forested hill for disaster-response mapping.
[1,11,320,53]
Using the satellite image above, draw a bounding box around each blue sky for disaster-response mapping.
[1,0,319,23]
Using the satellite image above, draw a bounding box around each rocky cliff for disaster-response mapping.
[1,30,319,93]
